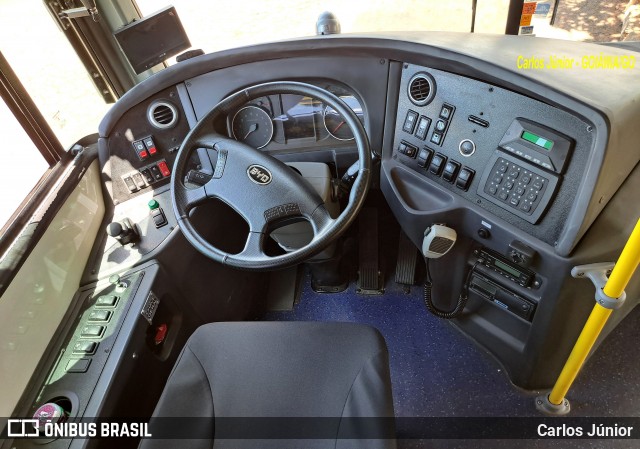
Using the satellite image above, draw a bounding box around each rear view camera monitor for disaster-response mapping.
[114,6,191,74]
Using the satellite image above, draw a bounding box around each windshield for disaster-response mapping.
[134,0,639,54]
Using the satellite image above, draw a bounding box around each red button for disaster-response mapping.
[154,324,168,345]
[158,161,170,177]
[148,146,157,155]
[139,150,149,159]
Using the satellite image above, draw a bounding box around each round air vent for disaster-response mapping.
[147,101,178,129]
[407,72,436,106]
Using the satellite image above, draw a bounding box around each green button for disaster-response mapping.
[148,199,159,210]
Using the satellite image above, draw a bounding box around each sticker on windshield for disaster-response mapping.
[535,3,551,16]
[522,2,537,15]
[520,15,532,27]
[520,26,534,35]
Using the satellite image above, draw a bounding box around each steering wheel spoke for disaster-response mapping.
[238,231,267,261]
[309,204,336,236]
[175,185,208,218]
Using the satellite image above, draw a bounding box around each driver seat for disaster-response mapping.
[140,321,396,448]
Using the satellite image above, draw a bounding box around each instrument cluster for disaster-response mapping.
[226,83,364,150]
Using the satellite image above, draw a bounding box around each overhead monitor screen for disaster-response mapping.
[114,6,191,74]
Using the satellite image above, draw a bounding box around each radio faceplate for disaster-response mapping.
[476,248,534,287]
[468,272,537,322]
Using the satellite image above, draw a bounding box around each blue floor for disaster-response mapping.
[266,271,640,449]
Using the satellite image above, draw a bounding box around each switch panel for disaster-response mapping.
[121,159,171,194]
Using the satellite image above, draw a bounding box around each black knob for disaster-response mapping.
[478,228,491,239]
[459,139,476,157]
[106,222,123,237]
[106,219,140,245]
[511,252,524,264]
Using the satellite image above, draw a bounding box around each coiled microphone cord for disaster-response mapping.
[423,258,477,319]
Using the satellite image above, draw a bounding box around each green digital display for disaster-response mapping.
[521,130,554,151]
[494,259,522,278]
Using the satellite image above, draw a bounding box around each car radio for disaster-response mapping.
[475,248,534,287]
[468,272,537,322]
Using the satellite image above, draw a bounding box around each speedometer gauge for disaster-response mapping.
[231,105,274,149]
[322,96,364,141]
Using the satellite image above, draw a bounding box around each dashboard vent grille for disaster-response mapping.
[148,101,178,129]
[408,73,435,106]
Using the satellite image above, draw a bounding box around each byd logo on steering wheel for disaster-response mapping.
[247,165,272,185]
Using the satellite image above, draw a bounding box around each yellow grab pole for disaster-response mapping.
[548,218,640,407]
[604,218,640,299]
[548,305,612,405]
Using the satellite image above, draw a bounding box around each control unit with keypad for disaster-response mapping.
[478,155,559,224]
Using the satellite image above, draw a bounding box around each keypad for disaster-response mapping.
[484,157,548,216]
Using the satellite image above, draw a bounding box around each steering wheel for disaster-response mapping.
[171,81,371,270]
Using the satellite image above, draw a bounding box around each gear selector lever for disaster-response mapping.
[106,218,140,245]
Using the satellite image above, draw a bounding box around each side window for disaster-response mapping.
[0,1,112,231]
[0,98,50,230]
[0,2,111,150]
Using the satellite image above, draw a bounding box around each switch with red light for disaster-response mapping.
[143,137,158,156]
[158,161,171,177]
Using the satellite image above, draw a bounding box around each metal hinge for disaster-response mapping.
[44,0,115,103]
[56,0,99,23]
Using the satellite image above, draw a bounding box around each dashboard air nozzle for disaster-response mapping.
[148,101,178,129]
[408,72,436,106]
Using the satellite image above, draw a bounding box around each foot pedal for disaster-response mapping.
[395,230,418,285]
[357,207,384,295]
